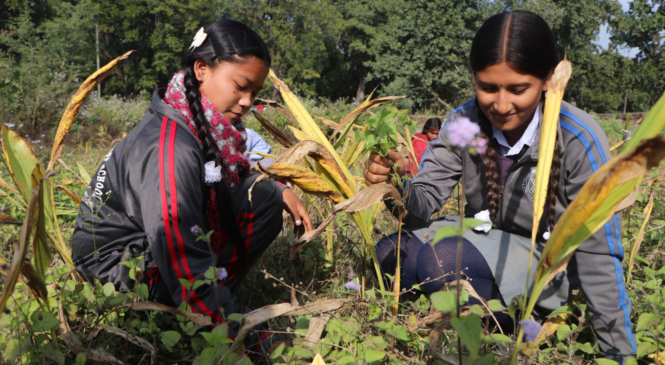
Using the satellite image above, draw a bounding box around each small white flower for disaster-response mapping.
[473,210,492,233]
[204,161,222,184]
[189,27,207,51]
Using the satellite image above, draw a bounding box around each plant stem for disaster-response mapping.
[392,211,404,316]
[456,153,466,365]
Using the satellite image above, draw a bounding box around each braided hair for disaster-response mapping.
[183,20,271,279]
[469,11,560,232]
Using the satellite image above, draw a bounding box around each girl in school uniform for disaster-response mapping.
[72,20,312,353]
[364,11,635,362]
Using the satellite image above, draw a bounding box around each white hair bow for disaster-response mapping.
[189,27,207,51]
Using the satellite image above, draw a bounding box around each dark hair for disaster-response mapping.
[183,20,271,280]
[470,11,560,233]
[422,117,442,133]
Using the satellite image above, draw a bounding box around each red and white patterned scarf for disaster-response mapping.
[163,71,250,190]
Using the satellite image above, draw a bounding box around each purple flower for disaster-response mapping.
[217,267,228,281]
[4,124,15,128]
[344,282,361,291]
[444,117,487,155]
[190,225,201,235]
[445,117,480,149]
[519,319,542,342]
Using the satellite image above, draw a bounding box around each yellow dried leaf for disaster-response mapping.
[55,185,82,205]
[258,163,344,203]
[311,354,327,365]
[627,192,654,283]
[251,110,293,148]
[48,51,133,171]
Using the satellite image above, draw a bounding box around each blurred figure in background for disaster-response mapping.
[406,117,442,177]
[245,128,274,166]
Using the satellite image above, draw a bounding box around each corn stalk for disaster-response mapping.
[254,71,406,292]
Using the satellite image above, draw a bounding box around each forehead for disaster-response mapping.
[216,56,269,84]
[475,62,541,85]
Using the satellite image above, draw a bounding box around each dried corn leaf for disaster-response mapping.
[290,184,403,257]
[258,163,344,203]
[269,70,356,190]
[115,302,213,326]
[312,354,327,365]
[0,166,41,314]
[304,314,330,349]
[530,136,665,307]
[103,327,156,354]
[534,314,569,344]
[627,192,654,283]
[251,110,293,148]
[232,299,350,353]
[530,60,571,261]
[275,141,353,198]
[257,98,298,127]
[56,185,82,205]
[0,175,25,206]
[0,213,22,225]
[316,116,339,130]
[48,51,133,171]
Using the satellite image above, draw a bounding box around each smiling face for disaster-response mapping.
[475,62,552,144]
[194,56,269,123]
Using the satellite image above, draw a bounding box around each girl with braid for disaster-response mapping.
[72,20,312,353]
[364,11,635,363]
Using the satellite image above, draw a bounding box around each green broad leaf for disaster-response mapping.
[161,331,181,348]
[432,226,461,244]
[295,316,311,335]
[625,357,638,365]
[595,359,619,365]
[294,347,314,358]
[556,324,572,341]
[179,278,193,291]
[269,343,285,359]
[137,283,149,300]
[368,303,382,321]
[227,313,244,323]
[387,325,410,341]
[363,349,386,363]
[451,315,482,360]
[575,342,595,354]
[43,347,65,365]
[481,334,513,344]
[337,355,357,365]
[30,311,59,332]
[548,305,574,317]
[430,291,457,313]
[212,322,229,339]
[374,319,396,331]
[636,312,658,331]
[204,266,216,280]
[369,335,389,350]
[637,341,657,358]
[462,218,485,232]
[192,280,206,291]
[75,353,87,365]
[102,282,115,296]
[487,299,506,312]
[468,305,485,316]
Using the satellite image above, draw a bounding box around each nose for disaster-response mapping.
[494,89,512,115]
[238,92,253,109]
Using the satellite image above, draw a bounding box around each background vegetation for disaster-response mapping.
[2,0,665,132]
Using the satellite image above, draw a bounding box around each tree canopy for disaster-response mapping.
[0,0,662,123]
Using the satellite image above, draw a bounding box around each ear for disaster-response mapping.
[542,68,555,92]
[193,60,210,82]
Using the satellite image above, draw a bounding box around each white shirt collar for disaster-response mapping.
[492,104,540,157]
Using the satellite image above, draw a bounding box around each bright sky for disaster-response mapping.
[594,0,640,57]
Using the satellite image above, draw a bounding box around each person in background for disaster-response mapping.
[406,117,442,177]
[245,128,274,166]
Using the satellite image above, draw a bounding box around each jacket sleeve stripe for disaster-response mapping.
[419,99,476,171]
[226,213,254,284]
[159,116,187,303]
[560,119,637,353]
[166,120,224,324]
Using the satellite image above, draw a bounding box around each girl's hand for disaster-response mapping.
[363,151,405,186]
[282,188,313,237]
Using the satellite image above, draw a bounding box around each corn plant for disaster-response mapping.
[252,70,407,293]
[0,51,132,313]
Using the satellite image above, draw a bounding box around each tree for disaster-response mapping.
[610,0,665,111]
